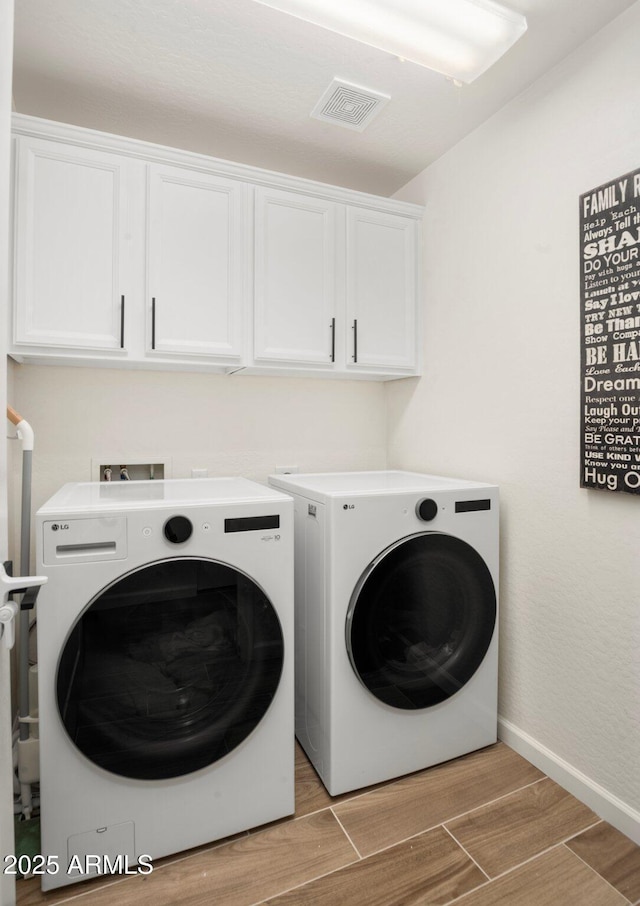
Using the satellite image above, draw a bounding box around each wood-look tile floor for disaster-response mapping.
[17,742,640,906]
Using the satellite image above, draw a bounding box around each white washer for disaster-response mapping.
[268,470,499,796]
[35,478,294,892]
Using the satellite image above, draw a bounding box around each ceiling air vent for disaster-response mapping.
[311,79,390,132]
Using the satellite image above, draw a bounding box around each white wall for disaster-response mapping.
[9,361,387,545]
[388,3,640,840]
[1,0,16,900]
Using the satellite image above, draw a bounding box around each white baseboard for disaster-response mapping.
[498,716,640,846]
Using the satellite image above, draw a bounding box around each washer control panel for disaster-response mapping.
[163,515,193,544]
[416,498,438,522]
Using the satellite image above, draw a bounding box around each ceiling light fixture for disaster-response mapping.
[251,0,527,83]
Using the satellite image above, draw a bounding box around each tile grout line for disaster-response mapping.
[440,832,640,906]
[566,818,603,839]
[442,824,491,882]
[251,799,548,906]
[442,843,571,906]
[293,773,553,881]
[444,817,617,900]
[439,775,550,831]
[255,799,522,906]
[248,856,363,906]
[442,873,496,905]
[442,816,618,906]
[252,794,547,906]
[246,806,366,905]
[460,813,606,886]
[247,814,365,906]
[460,822,605,887]
[436,777,605,882]
[560,841,634,904]
[331,774,551,863]
[330,807,364,860]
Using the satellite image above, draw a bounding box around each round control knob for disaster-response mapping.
[416,498,438,522]
[163,515,193,544]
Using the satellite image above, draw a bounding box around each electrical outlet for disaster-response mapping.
[275,465,299,475]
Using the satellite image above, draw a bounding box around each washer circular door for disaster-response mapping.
[346,533,496,710]
[56,557,284,780]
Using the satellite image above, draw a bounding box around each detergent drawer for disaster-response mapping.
[42,517,127,565]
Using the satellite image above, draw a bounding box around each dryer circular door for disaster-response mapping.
[346,533,496,710]
[56,557,284,780]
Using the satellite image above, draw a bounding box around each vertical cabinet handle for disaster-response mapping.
[151,298,156,350]
[330,318,336,362]
[120,295,125,349]
[352,319,358,363]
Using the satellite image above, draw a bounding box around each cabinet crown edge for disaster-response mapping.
[11,113,425,219]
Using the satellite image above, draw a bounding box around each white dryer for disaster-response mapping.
[35,478,293,891]
[268,470,498,796]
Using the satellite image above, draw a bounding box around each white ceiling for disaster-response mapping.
[11,0,637,195]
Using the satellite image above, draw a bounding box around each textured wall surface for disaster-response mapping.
[388,4,640,823]
[9,362,387,555]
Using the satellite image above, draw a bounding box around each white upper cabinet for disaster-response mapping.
[254,187,337,366]
[252,191,420,378]
[147,165,245,361]
[346,207,418,372]
[10,116,423,380]
[13,137,129,352]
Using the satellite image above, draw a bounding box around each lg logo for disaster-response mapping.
[343,504,355,510]
[51,523,69,531]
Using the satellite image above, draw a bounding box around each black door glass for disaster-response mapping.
[56,558,284,780]
[346,534,496,710]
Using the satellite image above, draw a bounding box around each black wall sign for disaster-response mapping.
[580,167,640,494]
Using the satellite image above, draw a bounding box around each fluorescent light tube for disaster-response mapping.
[251,0,527,83]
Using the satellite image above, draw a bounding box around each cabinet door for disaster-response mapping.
[148,165,245,360]
[346,208,418,371]
[13,137,128,351]
[254,187,337,365]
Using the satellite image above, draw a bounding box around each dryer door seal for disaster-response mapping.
[346,533,496,710]
[56,557,284,780]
